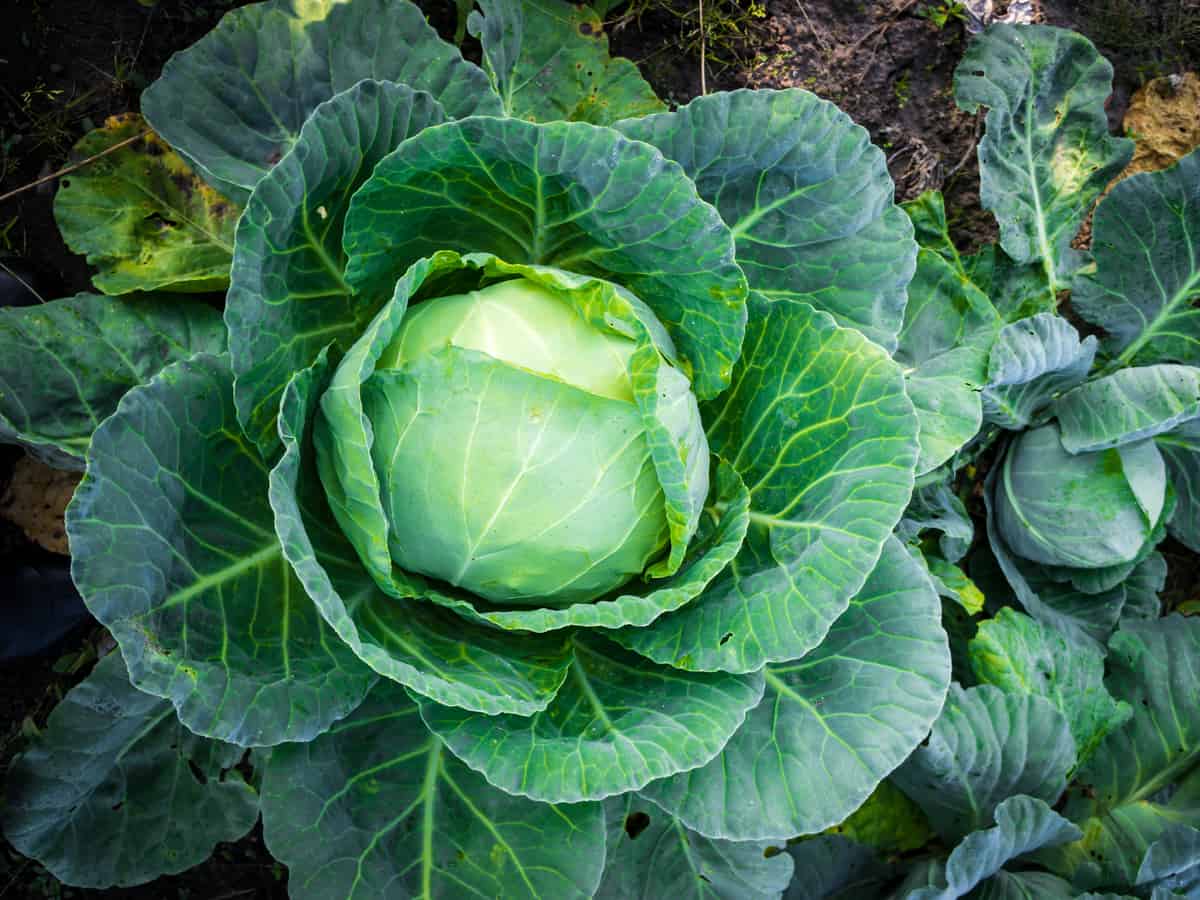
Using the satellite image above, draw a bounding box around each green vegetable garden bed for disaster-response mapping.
[1,1,1198,898]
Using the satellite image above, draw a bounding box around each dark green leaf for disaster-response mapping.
[261,681,605,899]
[0,293,225,469]
[638,538,950,840]
[67,352,375,745]
[617,89,916,351]
[1159,419,1200,551]
[782,836,895,900]
[418,633,764,803]
[596,795,792,900]
[2,651,258,888]
[614,298,919,673]
[955,25,1133,294]
[228,79,447,454]
[1053,365,1200,453]
[141,0,501,202]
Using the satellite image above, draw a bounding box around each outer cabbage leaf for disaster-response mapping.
[469,0,663,124]
[343,115,746,401]
[1052,365,1200,454]
[966,871,1079,899]
[65,352,375,746]
[228,79,447,454]
[0,293,225,469]
[983,314,1097,431]
[1159,419,1200,551]
[271,347,579,716]
[963,243,1057,322]
[898,479,974,563]
[969,607,1132,767]
[596,795,793,900]
[891,684,1076,843]
[824,781,934,855]
[1037,616,1200,891]
[903,190,965,272]
[53,114,239,294]
[418,633,765,803]
[954,24,1133,293]
[1072,148,1200,368]
[994,425,1165,570]
[613,297,919,673]
[897,796,1082,900]
[616,88,916,352]
[782,836,896,900]
[141,0,502,202]
[1,651,258,888]
[897,249,1000,474]
[637,537,950,840]
[261,681,605,899]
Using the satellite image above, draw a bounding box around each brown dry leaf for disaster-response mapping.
[1123,72,1200,178]
[1,457,82,555]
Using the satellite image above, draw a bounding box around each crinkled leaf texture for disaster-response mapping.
[596,795,793,900]
[2,651,259,888]
[637,537,950,840]
[469,0,664,124]
[617,88,916,352]
[613,297,920,673]
[1160,419,1200,551]
[228,78,449,454]
[1073,147,1200,369]
[261,679,606,900]
[67,352,376,746]
[0,293,226,469]
[955,24,1133,292]
[891,684,1076,843]
[1036,616,1200,891]
[141,0,502,202]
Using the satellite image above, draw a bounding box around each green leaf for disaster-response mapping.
[983,314,1097,431]
[228,79,447,454]
[963,243,1057,322]
[270,348,578,715]
[899,479,974,563]
[617,89,916,352]
[66,352,375,746]
[418,633,764,803]
[343,116,747,401]
[897,249,1000,474]
[1053,365,1200,453]
[1159,419,1200,551]
[1137,825,1200,897]
[596,795,793,900]
[969,607,1132,767]
[141,0,502,203]
[261,680,605,900]
[1,651,258,888]
[638,537,950,840]
[892,684,1076,842]
[1120,552,1167,623]
[983,468,1129,649]
[903,190,965,271]
[469,0,663,124]
[1037,615,1200,891]
[54,114,239,294]
[926,556,985,616]
[954,24,1133,294]
[1072,148,1200,368]
[613,298,919,673]
[824,781,935,855]
[782,836,896,900]
[968,871,1079,900]
[902,796,1082,900]
[994,425,1165,570]
[0,293,225,469]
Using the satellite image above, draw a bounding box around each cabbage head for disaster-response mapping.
[0,0,953,896]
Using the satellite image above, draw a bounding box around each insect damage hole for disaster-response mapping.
[624,811,650,839]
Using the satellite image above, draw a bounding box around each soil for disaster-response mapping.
[1,0,1198,897]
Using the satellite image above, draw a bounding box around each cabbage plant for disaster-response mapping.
[0,0,954,895]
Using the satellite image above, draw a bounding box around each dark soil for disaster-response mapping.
[1,0,1198,897]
